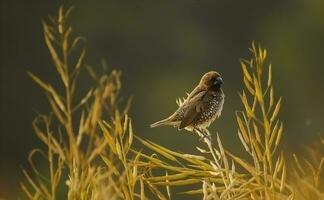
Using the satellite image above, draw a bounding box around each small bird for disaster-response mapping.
[150,71,224,137]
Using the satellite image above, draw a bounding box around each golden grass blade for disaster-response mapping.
[135,136,180,162]
[143,141,208,166]
[123,114,129,134]
[99,121,117,154]
[243,77,255,95]
[140,178,146,200]
[272,154,283,183]
[252,122,261,144]
[253,75,263,105]
[75,49,87,70]
[132,150,185,172]
[270,97,282,122]
[293,154,305,176]
[236,115,250,144]
[267,64,272,87]
[71,36,86,50]
[146,172,196,182]
[280,162,286,192]
[269,120,279,146]
[269,87,274,109]
[152,179,201,186]
[165,171,172,199]
[87,139,107,163]
[181,188,203,195]
[227,152,257,177]
[238,131,250,155]
[58,6,64,34]
[275,123,283,146]
[27,72,51,92]
[22,170,45,199]
[239,92,255,119]
[48,95,66,124]
[124,119,133,153]
[43,23,68,87]
[183,154,205,161]
[49,87,66,113]
[252,140,263,161]
[196,147,208,153]
[241,61,253,83]
[20,183,34,199]
[114,110,123,136]
[62,27,72,54]
[27,72,65,118]
[145,181,169,200]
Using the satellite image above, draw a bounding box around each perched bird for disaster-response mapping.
[150,71,224,137]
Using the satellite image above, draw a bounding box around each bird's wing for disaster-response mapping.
[187,85,204,100]
[179,89,207,129]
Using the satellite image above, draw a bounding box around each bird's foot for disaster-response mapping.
[196,129,212,143]
[199,134,212,143]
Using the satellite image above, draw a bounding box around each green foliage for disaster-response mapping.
[22,6,323,200]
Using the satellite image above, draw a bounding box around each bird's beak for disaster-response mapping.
[214,77,223,85]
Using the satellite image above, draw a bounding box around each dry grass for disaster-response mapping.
[21,6,137,200]
[133,43,292,200]
[21,6,323,200]
[289,139,324,200]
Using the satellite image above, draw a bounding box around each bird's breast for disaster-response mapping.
[194,95,224,128]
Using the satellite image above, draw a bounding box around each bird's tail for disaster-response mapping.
[150,117,173,128]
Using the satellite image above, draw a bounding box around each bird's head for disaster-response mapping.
[200,71,223,89]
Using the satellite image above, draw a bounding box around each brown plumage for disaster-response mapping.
[150,71,225,134]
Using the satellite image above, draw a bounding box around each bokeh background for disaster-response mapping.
[1,0,324,199]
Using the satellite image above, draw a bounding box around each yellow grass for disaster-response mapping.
[21,6,323,200]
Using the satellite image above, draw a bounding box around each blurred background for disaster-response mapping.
[1,0,324,198]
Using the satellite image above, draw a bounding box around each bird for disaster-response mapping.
[150,71,224,138]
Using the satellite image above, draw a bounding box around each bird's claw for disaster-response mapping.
[196,129,212,143]
[199,133,212,143]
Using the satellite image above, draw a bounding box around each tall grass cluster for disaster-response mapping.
[21,6,323,200]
